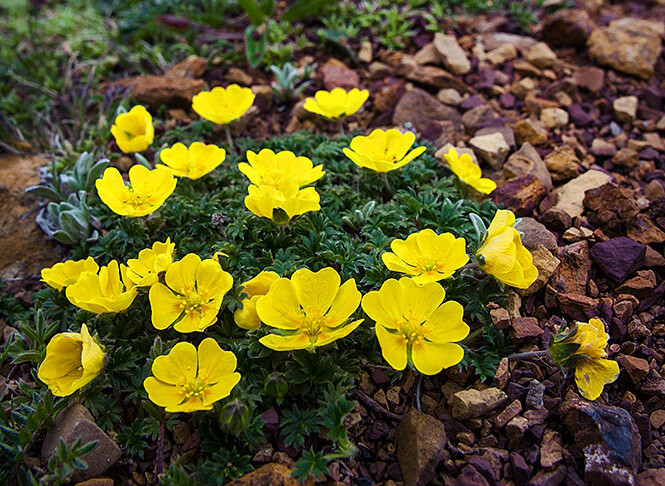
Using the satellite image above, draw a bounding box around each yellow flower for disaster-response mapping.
[304,88,369,120]
[66,260,138,313]
[343,129,426,173]
[38,324,104,397]
[159,142,226,180]
[41,257,99,291]
[362,278,469,375]
[256,267,363,351]
[96,165,177,217]
[143,338,240,412]
[239,149,325,189]
[549,318,620,401]
[110,105,154,153]
[443,148,496,194]
[382,229,469,284]
[149,253,233,333]
[234,271,280,330]
[244,182,320,225]
[191,85,255,125]
[123,238,175,287]
[475,209,538,289]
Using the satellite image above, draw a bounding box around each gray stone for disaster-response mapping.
[469,132,510,169]
[517,217,558,252]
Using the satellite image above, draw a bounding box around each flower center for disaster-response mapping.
[417,256,438,272]
[182,379,205,399]
[125,188,152,209]
[179,291,205,315]
[301,309,328,337]
[398,319,423,345]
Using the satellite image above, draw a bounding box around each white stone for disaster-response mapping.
[540,107,569,129]
[613,96,638,123]
[554,169,613,218]
[437,88,462,106]
[486,44,518,65]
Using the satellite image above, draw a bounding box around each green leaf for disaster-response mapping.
[238,0,267,25]
[283,0,337,21]
[244,26,267,68]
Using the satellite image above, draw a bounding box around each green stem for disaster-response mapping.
[338,119,345,135]
[224,124,234,152]
[415,374,423,412]
[507,349,549,360]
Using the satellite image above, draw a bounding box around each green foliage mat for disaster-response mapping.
[3,130,510,483]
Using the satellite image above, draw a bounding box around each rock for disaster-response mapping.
[568,104,594,127]
[572,66,605,93]
[562,399,641,486]
[618,355,649,383]
[556,292,599,321]
[41,404,121,481]
[526,381,546,410]
[540,430,564,468]
[526,42,558,68]
[492,175,547,217]
[649,411,665,429]
[458,465,489,486]
[469,132,510,169]
[101,75,206,107]
[583,182,640,234]
[628,214,665,245]
[590,237,646,282]
[495,400,523,428]
[74,479,114,486]
[517,218,558,252]
[542,9,594,47]
[433,33,471,75]
[226,67,253,86]
[368,61,391,78]
[480,32,537,52]
[510,317,544,339]
[506,416,530,447]
[165,55,207,78]
[225,463,297,486]
[541,208,573,232]
[414,43,440,65]
[587,19,663,79]
[540,108,569,129]
[504,142,553,189]
[399,64,473,93]
[514,119,548,146]
[521,246,560,296]
[396,408,447,486]
[437,88,463,106]
[321,63,359,90]
[644,180,665,202]
[486,44,518,65]
[476,126,516,149]
[617,275,655,299]
[613,96,638,123]
[358,40,373,63]
[529,467,567,486]
[591,138,617,157]
[638,469,665,486]
[551,241,591,294]
[462,105,499,133]
[392,88,461,142]
[612,148,639,168]
[512,78,538,100]
[544,146,579,182]
[172,422,190,444]
[450,388,509,420]
[554,169,613,218]
[511,452,531,486]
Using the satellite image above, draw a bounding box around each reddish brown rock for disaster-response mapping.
[544,146,579,182]
[510,317,544,340]
[542,9,594,47]
[557,292,599,321]
[102,75,206,107]
[572,66,605,93]
[492,175,547,217]
[164,55,207,78]
[495,400,523,429]
[617,276,655,299]
[321,63,360,90]
[618,355,649,383]
[393,88,461,142]
[627,214,665,245]
[551,241,591,294]
[584,182,640,236]
[637,469,665,486]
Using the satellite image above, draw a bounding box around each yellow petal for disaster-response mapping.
[197,338,237,383]
[255,279,303,330]
[325,279,361,327]
[361,279,404,328]
[259,332,312,351]
[203,373,241,406]
[149,283,183,330]
[316,318,363,347]
[411,341,465,375]
[152,342,198,386]
[144,377,184,408]
[165,253,200,293]
[421,301,469,343]
[575,358,620,400]
[399,278,445,323]
[291,267,341,316]
[375,324,408,371]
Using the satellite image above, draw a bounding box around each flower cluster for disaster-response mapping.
[240,149,324,224]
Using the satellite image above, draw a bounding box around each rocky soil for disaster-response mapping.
[3,0,665,485]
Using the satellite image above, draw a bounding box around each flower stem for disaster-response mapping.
[382,172,393,195]
[507,349,549,361]
[415,373,423,412]
[338,120,345,135]
[224,124,234,152]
